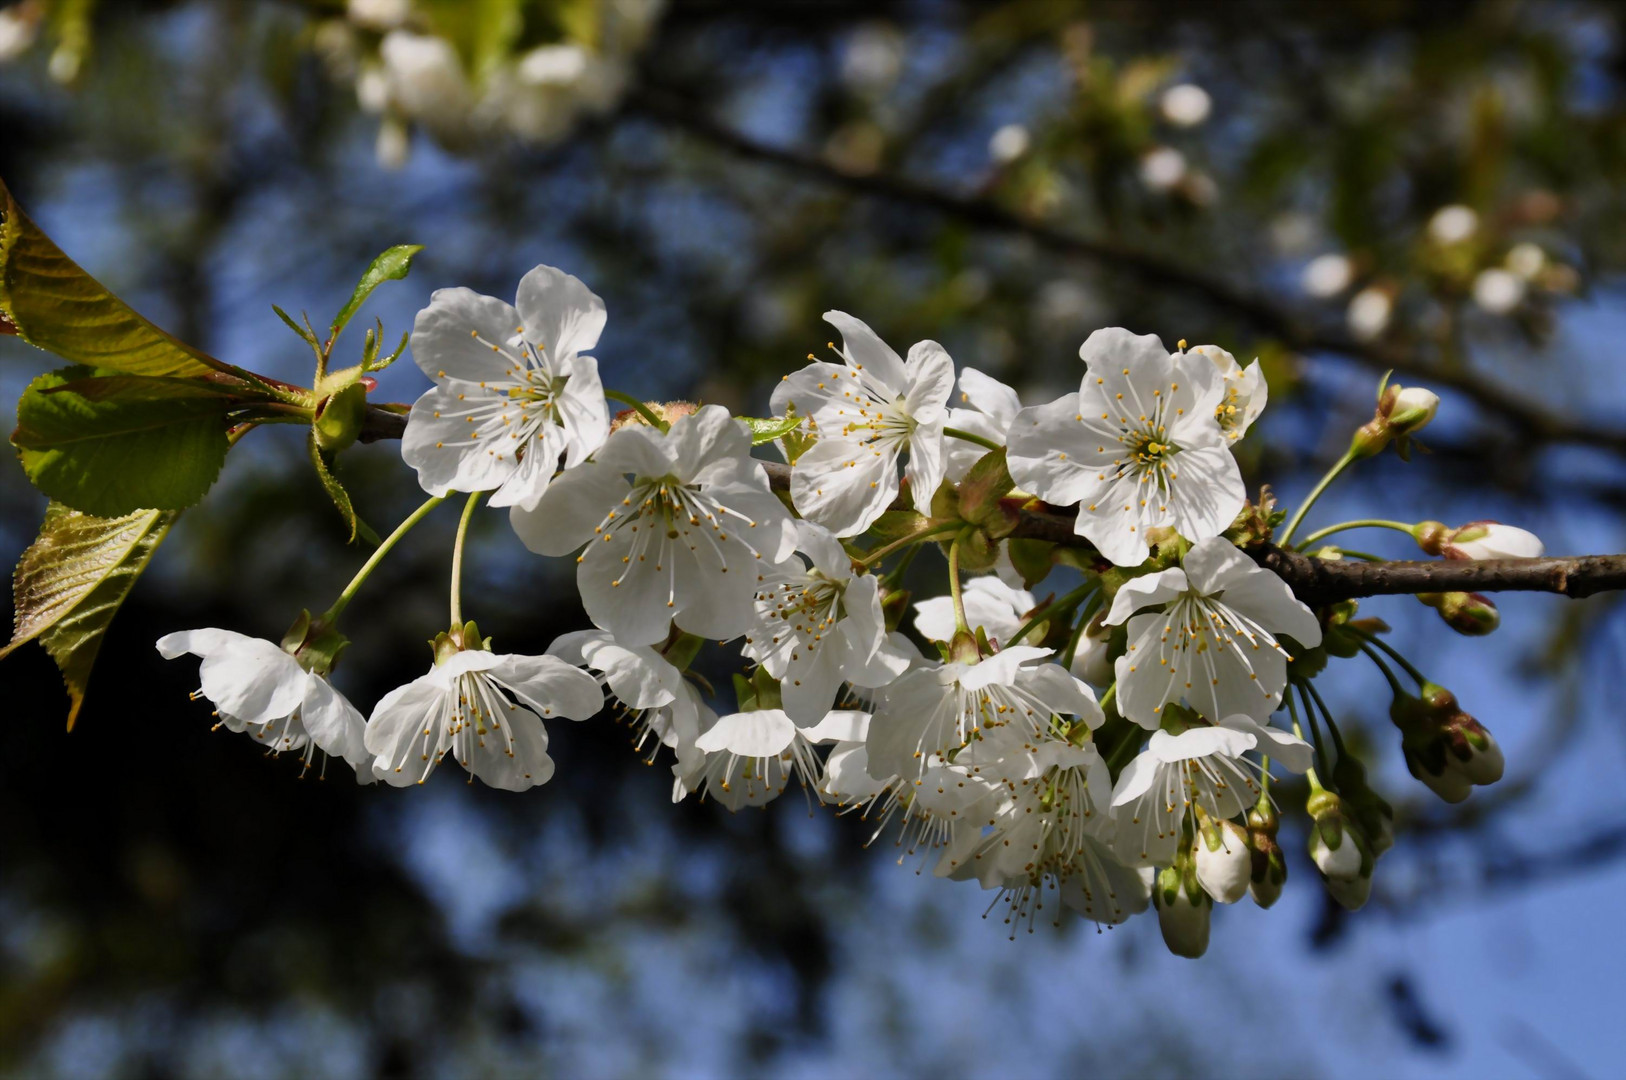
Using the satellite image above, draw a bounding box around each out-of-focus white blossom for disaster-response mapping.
[1347,286,1393,340]
[1427,204,1479,245]
[1472,267,1526,314]
[1139,146,1188,191]
[1505,241,1547,280]
[988,123,1031,164]
[1159,83,1212,127]
[1302,253,1354,297]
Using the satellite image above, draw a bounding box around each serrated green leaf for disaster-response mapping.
[330,244,423,343]
[13,366,231,516]
[3,502,177,730]
[740,415,803,446]
[0,177,225,377]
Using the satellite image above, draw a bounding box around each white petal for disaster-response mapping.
[191,634,308,725]
[1163,443,1246,546]
[365,674,449,786]
[488,653,605,721]
[790,433,899,538]
[1104,566,1189,626]
[508,458,627,556]
[1006,394,1112,508]
[301,676,371,773]
[802,709,871,744]
[824,310,908,392]
[902,341,956,424]
[513,263,606,359]
[410,286,524,385]
[903,417,946,517]
[956,367,1023,429]
[793,519,852,581]
[694,708,797,756]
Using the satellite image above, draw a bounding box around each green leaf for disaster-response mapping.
[2,502,178,730]
[0,177,225,377]
[740,415,803,446]
[330,244,423,344]
[13,366,231,516]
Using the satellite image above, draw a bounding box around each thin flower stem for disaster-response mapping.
[862,521,961,565]
[1286,693,1323,791]
[943,426,1003,452]
[604,389,668,431]
[1098,681,1117,714]
[1303,680,1349,760]
[1259,754,1272,799]
[881,542,920,587]
[1298,682,1335,781]
[1060,592,1100,671]
[948,530,970,634]
[449,491,483,627]
[1351,626,1428,687]
[1296,519,1416,549]
[1359,642,1405,696]
[1279,447,1358,545]
[319,495,445,624]
[1007,580,1098,650]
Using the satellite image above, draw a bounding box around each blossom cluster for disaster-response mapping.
[159,263,1526,954]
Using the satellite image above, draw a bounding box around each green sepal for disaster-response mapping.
[306,431,378,545]
[741,415,803,446]
[313,382,368,453]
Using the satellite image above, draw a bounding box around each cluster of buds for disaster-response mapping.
[1389,682,1505,803]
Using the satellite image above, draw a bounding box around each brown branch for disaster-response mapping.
[622,85,1626,459]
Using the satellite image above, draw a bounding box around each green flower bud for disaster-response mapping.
[1247,802,1287,909]
[1417,591,1500,636]
[1306,788,1374,911]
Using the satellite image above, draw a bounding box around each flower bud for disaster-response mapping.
[1417,591,1500,636]
[1194,814,1252,904]
[1306,788,1373,910]
[1332,753,1395,858]
[1154,862,1211,959]
[1067,610,1116,685]
[1386,386,1439,436]
[1391,682,1504,800]
[1247,803,1287,909]
[1440,521,1545,561]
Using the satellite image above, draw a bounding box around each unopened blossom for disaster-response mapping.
[912,574,1036,648]
[546,629,703,759]
[379,30,471,132]
[771,311,954,537]
[1006,328,1245,567]
[511,404,796,646]
[743,521,910,723]
[157,629,371,779]
[1109,714,1312,867]
[1154,862,1211,958]
[1193,815,1252,903]
[1444,521,1544,561]
[1306,789,1374,911]
[866,646,1100,783]
[1188,345,1267,443]
[1105,536,1324,728]
[401,264,611,511]
[366,646,602,790]
[943,367,1023,481]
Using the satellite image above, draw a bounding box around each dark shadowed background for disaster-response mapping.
[3,2,1625,1077]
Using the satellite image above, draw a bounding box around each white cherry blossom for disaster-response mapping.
[912,574,1035,647]
[1105,536,1323,728]
[510,404,796,646]
[865,646,1101,782]
[1188,344,1267,443]
[1006,328,1246,567]
[1109,714,1312,867]
[158,629,371,779]
[401,264,611,511]
[365,647,602,790]
[943,367,1023,481]
[742,521,910,724]
[546,629,703,759]
[679,707,864,811]
[1443,521,1544,561]
[771,311,954,536]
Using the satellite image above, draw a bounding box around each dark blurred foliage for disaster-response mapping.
[3,1,1626,1076]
